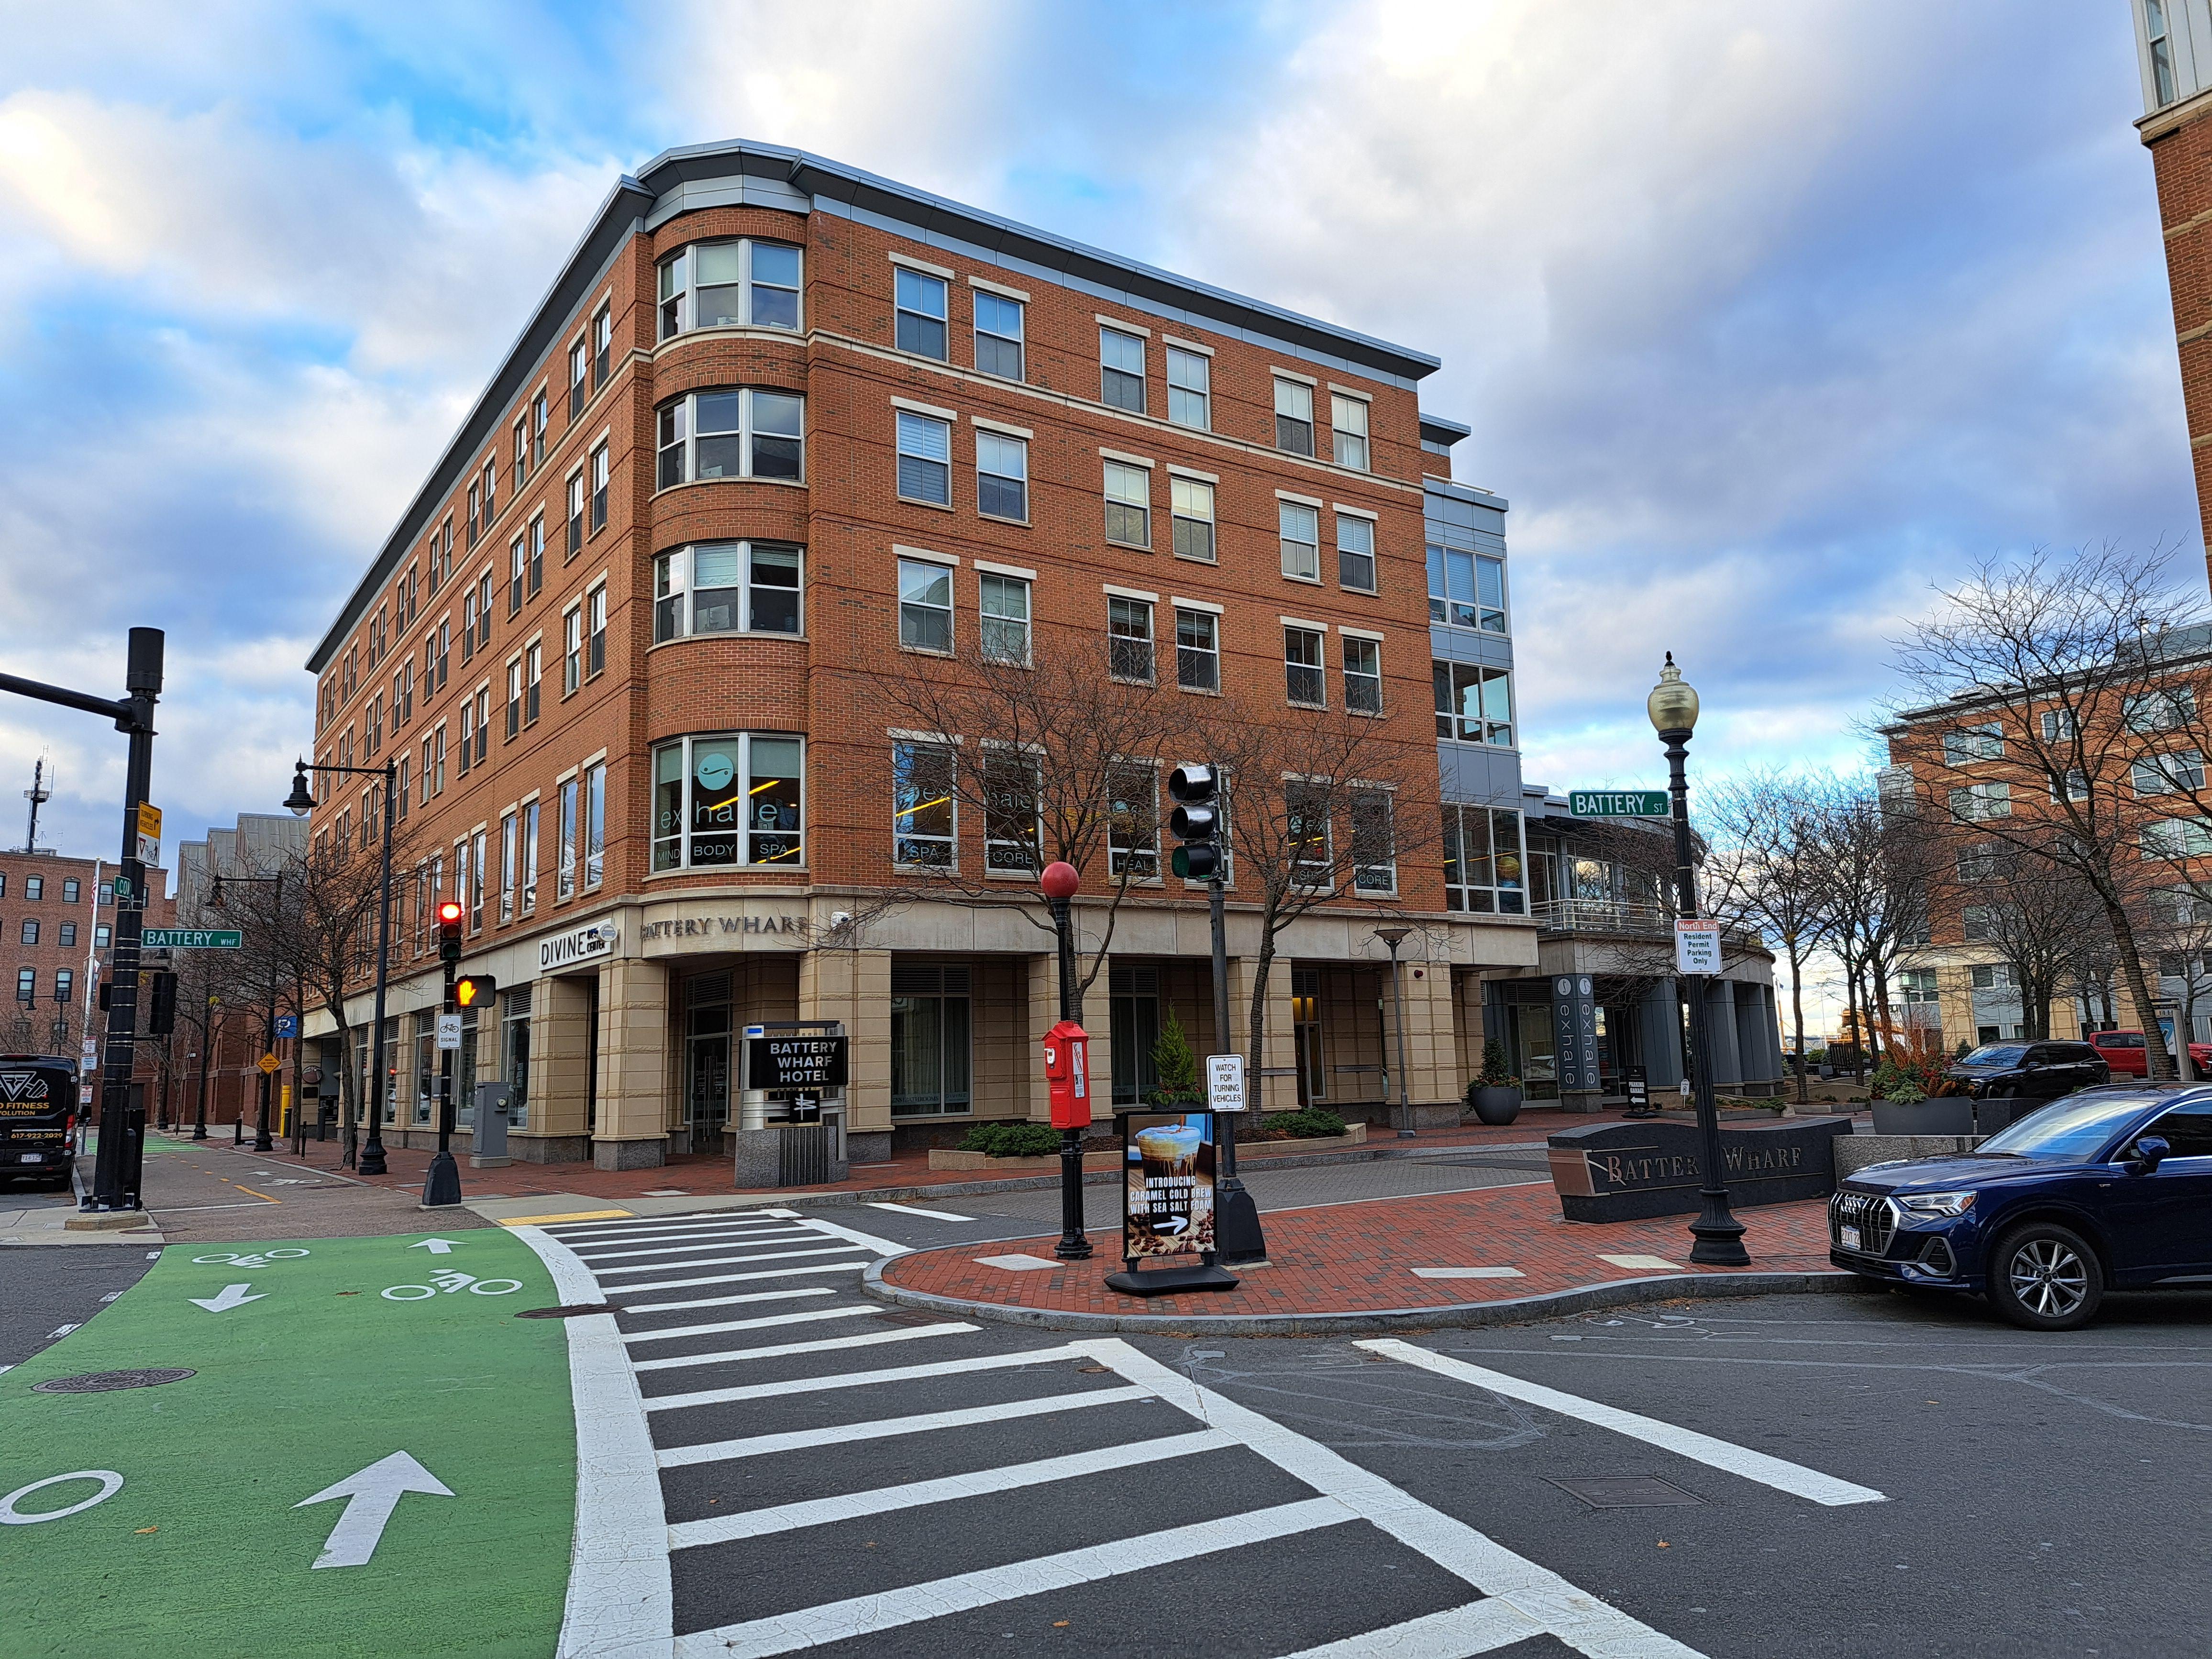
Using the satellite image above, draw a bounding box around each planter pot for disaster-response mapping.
[1470,1086,1524,1126]
[1869,1096,1975,1137]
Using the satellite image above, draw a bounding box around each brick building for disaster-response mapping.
[301,142,1542,1169]
[2136,0,2212,582]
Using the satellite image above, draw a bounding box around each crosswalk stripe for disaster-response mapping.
[1275,1599,1547,1659]
[668,1497,1350,1656]
[608,1263,865,1298]
[1357,1341,1886,1507]
[655,1385,1156,1469]
[864,1201,975,1222]
[645,1344,1089,1413]
[622,1306,880,1345]
[614,1287,834,1316]
[630,1323,976,1373]
[551,1216,798,1242]
[572,1231,817,1261]
[548,1211,791,1238]
[594,1245,868,1277]
[569,1226,816,1252]
[783,1214,910,1257]
[666,1429,1235,1548]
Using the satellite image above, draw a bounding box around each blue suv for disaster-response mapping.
[1830,1085,2212,1330]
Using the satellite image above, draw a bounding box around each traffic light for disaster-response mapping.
[147,971,177,1037]
[436,899,465,963]
[454,974,498,1011]
[1168,763,1222,880]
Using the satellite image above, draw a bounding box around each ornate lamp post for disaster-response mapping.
[1648,653,1748,1266]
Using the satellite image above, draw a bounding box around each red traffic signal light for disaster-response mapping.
[436,900,464,930]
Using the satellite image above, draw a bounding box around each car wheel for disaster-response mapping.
[1988,1222,2104,1331]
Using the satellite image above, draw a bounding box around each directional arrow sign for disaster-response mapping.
[295,1451,454,1570]
[408,1238,461,1255]
[188,1283,264,1314]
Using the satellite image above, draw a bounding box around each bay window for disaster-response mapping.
[657,240,803,336]
[652,732,805,871]
[656,388,804,486]
[654,542,803,641]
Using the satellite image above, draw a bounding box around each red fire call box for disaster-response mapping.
[1043,1019,1091,1129]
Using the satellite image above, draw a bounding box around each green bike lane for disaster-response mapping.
[0,1228,575,1657]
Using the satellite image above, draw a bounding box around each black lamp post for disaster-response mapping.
[286,756,398,1176]
[1648,653,1749,1266]
[1041,860,1092,1261]
[1374,926,1415,1138]
[211,869,285,1152]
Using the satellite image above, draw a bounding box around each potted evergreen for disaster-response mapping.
[1150,1008,1203,1111]
[1468,1039,1523,1126]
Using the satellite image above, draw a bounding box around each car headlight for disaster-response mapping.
[1896,1191,1975,1217]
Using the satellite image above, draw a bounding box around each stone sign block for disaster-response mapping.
[1546,1116,1851,1222]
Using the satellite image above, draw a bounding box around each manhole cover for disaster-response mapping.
[1547,1475,1704,1509]
[33,1368,197,1394]
[515,1304,615,1319]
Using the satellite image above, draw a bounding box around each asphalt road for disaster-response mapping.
[0,1245,158,1369]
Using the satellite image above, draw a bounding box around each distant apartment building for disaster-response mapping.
[300,141,1547,1169]
[169,813,309,1129]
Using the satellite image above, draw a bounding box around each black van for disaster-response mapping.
[0,1054,81,1190]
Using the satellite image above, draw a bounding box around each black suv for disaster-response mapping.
[1944,1040,2109,1121]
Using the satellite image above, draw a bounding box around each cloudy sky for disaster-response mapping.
[0,0,2191,907]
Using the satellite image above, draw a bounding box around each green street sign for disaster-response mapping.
[1569,790,1669,818]
[141,928,243,950]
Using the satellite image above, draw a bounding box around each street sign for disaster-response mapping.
[135,801,162,864]
[274,1015,298,1040]
[1568,790,1669,818]
[1674,918,1722,975]
[258,1053,281,1074]
[435,1014,463,1051]
[1205,1053,1247,1113]
[141,929,242,950]
[745,1035,848,1091]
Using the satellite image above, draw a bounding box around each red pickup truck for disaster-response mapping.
[2084,1029,2212,1076]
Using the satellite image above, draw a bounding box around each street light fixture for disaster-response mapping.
[1647,653,1749,1267]
[1373,926,1415,1139]
[283,754,398,1177]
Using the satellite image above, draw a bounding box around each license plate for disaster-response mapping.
[1839,1224,1861,1250]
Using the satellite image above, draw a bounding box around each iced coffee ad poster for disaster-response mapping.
[1122,1113,1217,1259]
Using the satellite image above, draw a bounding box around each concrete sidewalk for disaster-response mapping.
[866,1181,1850,1335]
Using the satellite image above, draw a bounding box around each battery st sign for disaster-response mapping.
[1568,790,1668,818]
[745,1036,848,1091]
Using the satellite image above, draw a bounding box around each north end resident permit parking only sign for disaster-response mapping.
[745,1036,848,1092]
[1674,918,1722,976]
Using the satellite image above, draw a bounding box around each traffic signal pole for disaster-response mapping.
[0,628,163,1213]
[423,901,465,1207]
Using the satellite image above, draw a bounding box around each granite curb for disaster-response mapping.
[862,1253,1868,1336]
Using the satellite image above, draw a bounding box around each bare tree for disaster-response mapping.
[1927,829,2103,1042]
[1890,542,2201,1078]
[1702,770,1834,1103]
[2143,887,2212,1081]
[291,827,412,1167]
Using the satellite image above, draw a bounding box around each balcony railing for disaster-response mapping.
[1534,898,1762,950]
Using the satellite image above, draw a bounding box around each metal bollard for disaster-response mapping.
[233,1117,243,1146]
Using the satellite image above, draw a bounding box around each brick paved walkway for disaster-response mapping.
[876,1181,1839,1327]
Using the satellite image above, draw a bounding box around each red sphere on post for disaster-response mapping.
[1040,860,1081,901]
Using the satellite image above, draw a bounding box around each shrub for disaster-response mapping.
[955,1122,1062,1158]
[1264,1107,1347,1139]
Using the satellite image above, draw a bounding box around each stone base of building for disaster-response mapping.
[1557,1089,1607,1115]
[594,1136,667,1171]
[514,1135,591,1164]
[847,1131,894,1165]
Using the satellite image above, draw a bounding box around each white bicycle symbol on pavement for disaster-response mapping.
[381,1269,522,1301]
[193,1249,309,1269]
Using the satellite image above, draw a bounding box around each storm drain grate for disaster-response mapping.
[34,1368,197,1394]
[515,1304,615,1319]
[1547,1475,1704,1509]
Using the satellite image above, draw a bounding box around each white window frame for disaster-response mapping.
[1108,596,1155,684]
[654,542,804,642]
[975,430,1029,522]
[1100,326,1146,412]
[895,268,950,360]
[1343,634,1383,714]
[1285,625,1327,708]
[898,556,955,654]
[1171,476,1215,562]
[1275,377,1315,456]
[656,387,805,487]
[979,571,1032,665]
[1337,511,1376,592]
[896,410,953,506]
[1330,392,1370,470]
[1280,499,1321,581]
[1175,606,1219,693]
[1166,344,1211,429]
[893,739,958,870]
[656,239,804,337]
[972,289,1025,380]
[1104,461,1151,548]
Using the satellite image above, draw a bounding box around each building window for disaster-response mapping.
[1901,968,1941,1002]
[2126,688,2197,733]
[461,587,478,664]
[1171,477,1215,562]
[481,460,497,536]
[61,878,78,903]
[396,754,409,820]
[591,304,611,387]
[588,585,607,677]
[1338,515,1376,591]
[2050,769,2089,803]
[1175,608,1218,692]
[500,813,517,925]
[530,518,544,596]
[1331,394,1370,470]
[890,961,971,1117]
[457,698,475,776]
[1280,500,1320,580]
[1941,722,2005,764]
[1434,661,1513,746]
[94,925,110,950]
[1351,791,1395,894]
[1100,327,1146,412]
[658,240,802,336]
[1275,378,1315,456]
[2150,0,2179,106]
[898,558,954,653]
[525,642,542,725]
[896,411,952,506]
[470,829,487,932]
[474,686,490,764]
[564,607,582,694]
[14,968,30,1001]
[1343,636,1382,714]
[976,431,1028,521]
[513,419,528,492]
[1166,346,1209,429]
[652,732,805,870]
[532,391,548,466]
[583,760,606,888]
[983,753,1040,873]
[21,919,39,945]
[467,481,481,549]
[23,877,39,900]
[656,388,804,487]
[1286,781,1332,887]
[654,542,803,641]
[1285,626,1327,707]
[2135,751,2206,796]
[1442,806,1526,914]
[590,444,609,532]
[475,572,493,652]
[973,291,1024,379]
[2040,708,2077,741]
[893,741,957,868]
[506,658,523,739]
[895,268,948,359]
[1104,462,1150,547]
[979,573,1031,665]
[59,922,77,948]
[1948,782,2013,823]
[1427,545,1506,632]
[1109,596,1155,682]
[1110,763,1158,879]
[569,337,588,420]
[509,536,527,616]
[520,800,540,914]
[557,776,578,900]
[567,472,585,556]
[2144,817,2212,858]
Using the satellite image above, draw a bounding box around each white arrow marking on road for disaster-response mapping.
[409,1238,462,1255]
[294,1451,454,1569]
[188,1283,264,1314]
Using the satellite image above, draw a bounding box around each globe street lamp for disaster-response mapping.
[1040,860,1092,1261]
[1648,654,1749,1266]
